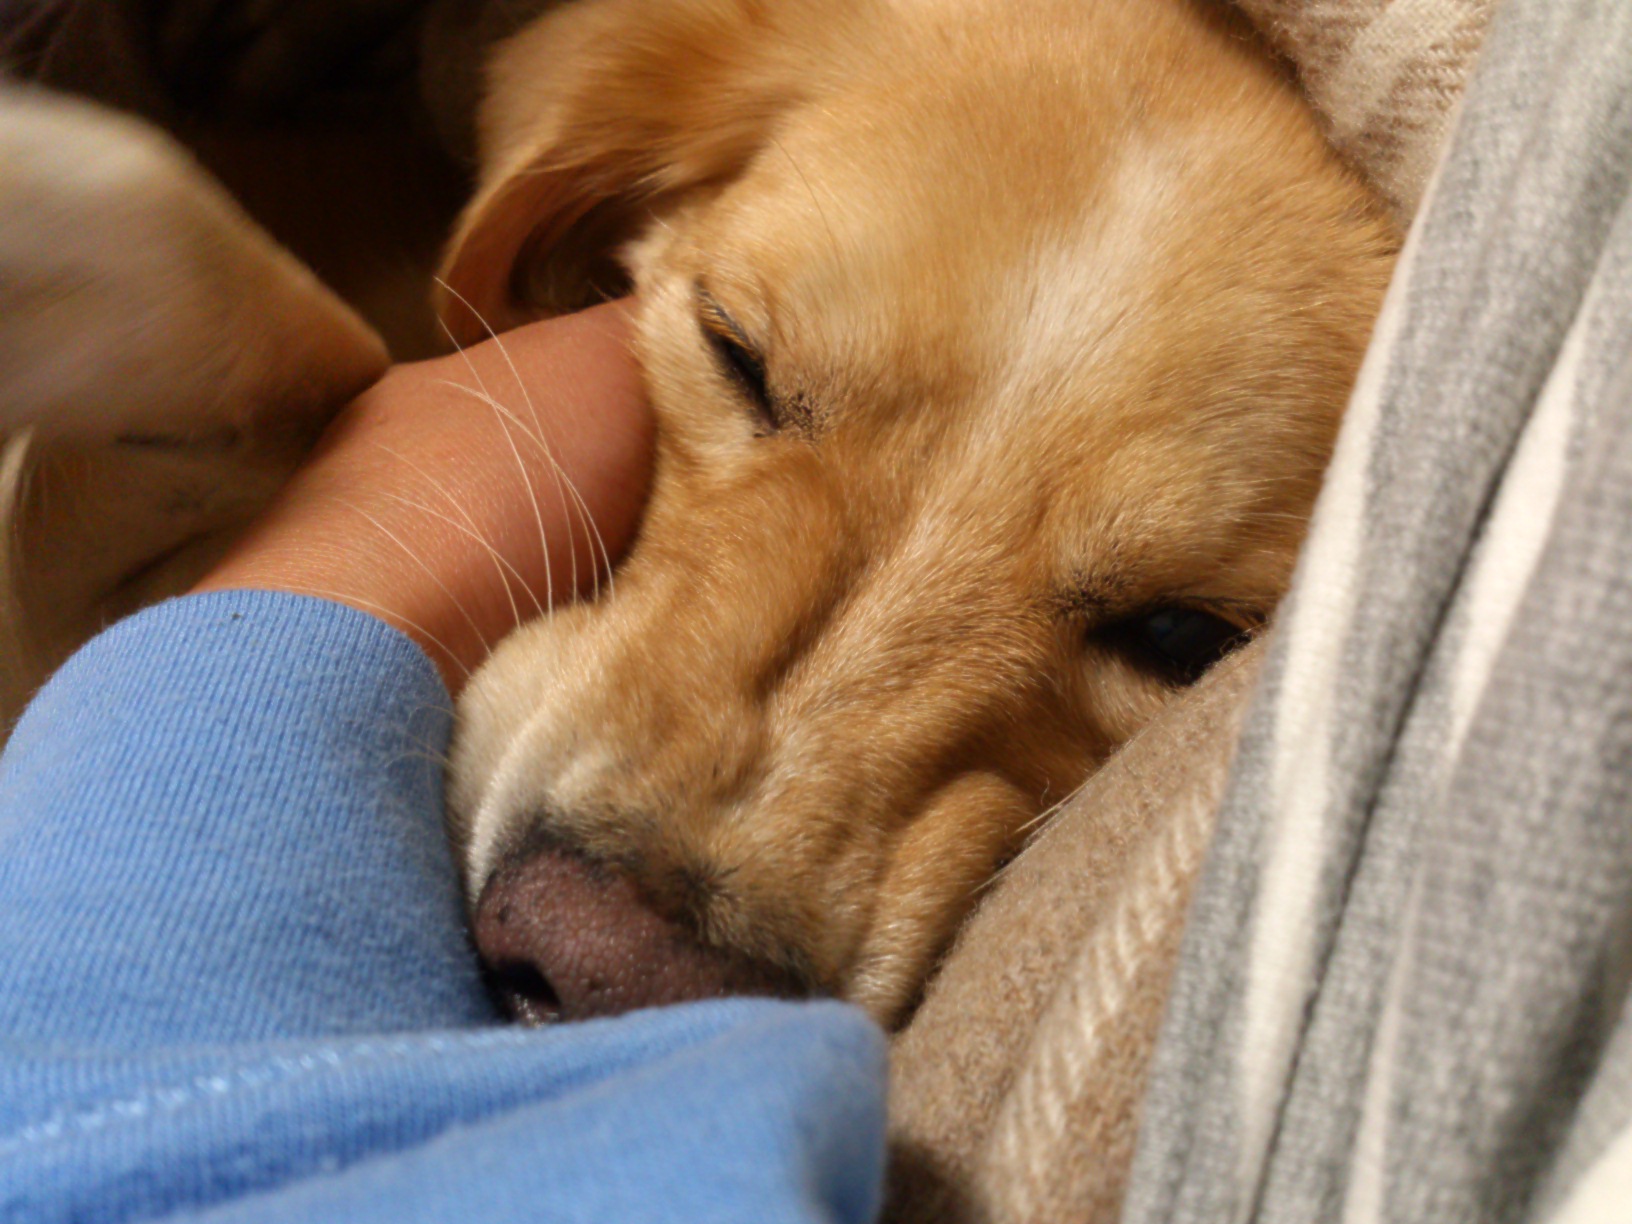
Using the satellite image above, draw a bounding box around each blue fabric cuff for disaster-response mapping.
[0,593,886,1224]
[0,591,485,1045]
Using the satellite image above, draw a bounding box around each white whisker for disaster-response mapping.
[975,778,1091,897]
[431,352,556,619]
[371,485,527,628]
[433,377,564,615]
[337,497,489,655]
[434,278,619,604]
[368,440,543,623]
[292,583,471,684]
[434,285,579,606]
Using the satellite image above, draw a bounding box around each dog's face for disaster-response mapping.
[440,0,1396,1024]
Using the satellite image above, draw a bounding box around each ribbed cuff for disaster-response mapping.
[0,591,498,1046]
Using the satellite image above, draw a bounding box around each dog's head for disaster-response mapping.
[439,0,1396,1025]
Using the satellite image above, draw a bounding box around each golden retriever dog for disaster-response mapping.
[437,0,1397,1026]
[0,0,463,734]
[0,82,387,732]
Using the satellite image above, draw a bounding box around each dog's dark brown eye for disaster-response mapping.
[1114,608,1249,685]
[698,291,777,433]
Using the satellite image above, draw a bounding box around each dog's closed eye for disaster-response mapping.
[698,289,778,434]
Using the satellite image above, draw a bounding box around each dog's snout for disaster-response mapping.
[472,843,803,1024]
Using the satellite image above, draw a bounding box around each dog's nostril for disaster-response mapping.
[471,841,806,1022]
[484,960,563,1026]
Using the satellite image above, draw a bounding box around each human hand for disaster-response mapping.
[194,300,653,691]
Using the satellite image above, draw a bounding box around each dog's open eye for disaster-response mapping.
[698,291,777,433]
[1113,608,1250,685]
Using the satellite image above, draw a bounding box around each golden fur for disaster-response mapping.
[440,0,1397,1023]
[0,87,387,734]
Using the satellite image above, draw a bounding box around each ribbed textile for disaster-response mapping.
[0,592,885,1224]
[1122,3,1632,1222]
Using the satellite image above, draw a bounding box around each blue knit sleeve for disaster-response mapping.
[0,592,885,1224]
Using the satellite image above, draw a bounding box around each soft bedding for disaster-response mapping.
[891,3,1632,1223]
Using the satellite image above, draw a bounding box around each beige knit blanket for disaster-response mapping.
[1241,0,1497,221]
[885,3,1496,1220]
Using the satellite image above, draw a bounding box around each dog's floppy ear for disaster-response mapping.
[437,0,809,342]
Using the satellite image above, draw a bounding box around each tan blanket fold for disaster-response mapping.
[887,644,1262,1224]
[1237,0,1497,220]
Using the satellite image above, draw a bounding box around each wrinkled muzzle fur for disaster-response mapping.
[443,0,1398,1023]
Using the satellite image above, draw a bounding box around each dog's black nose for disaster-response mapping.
[471,843,802,1023]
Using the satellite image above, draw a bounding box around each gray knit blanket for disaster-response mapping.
[1124,1,1632,1220]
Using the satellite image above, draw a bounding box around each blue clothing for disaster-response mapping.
[0,593,886,1223]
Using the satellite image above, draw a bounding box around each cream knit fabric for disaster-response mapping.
[1239,0,1496,218]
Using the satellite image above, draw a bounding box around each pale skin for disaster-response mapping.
[194,301,655,691]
